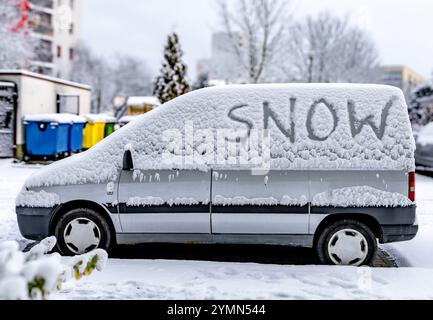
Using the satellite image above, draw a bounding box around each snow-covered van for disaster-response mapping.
[16,84,418,266]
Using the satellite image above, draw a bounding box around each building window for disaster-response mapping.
[70,0,74,9]
[69,23,74,35]
[69,48,74,60]
[57,94,80,114]
[57,45,62,58]
[35,39,54,63]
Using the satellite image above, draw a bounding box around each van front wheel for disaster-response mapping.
[315,220,377,266]
[54,208,112,256]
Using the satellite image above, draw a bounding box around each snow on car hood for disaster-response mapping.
[416,123,433,147]
[24,84,415,188]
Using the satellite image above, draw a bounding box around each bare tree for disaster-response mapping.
[0,0,34,69]
[284,12,379,83]
[113,56,153,97]
[217,0,290,83]
[70,43,116,113]
[71,43,153,113]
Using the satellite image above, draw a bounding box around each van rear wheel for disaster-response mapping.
[315,220,377,266]
[54,208,112,256]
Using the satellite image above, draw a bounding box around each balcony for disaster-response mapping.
[29,22,54,36]
[34,51,54,64]
[29,0,54,9]
[34,39,54,63]
[29,11,54,36]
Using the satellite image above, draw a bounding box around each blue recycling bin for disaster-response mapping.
[24,120,70,157]
[69,118,86,153]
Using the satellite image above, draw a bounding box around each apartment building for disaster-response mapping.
[27,0,80,79]
[379,65,426,101]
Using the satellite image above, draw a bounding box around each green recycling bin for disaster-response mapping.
[104,120,116,137]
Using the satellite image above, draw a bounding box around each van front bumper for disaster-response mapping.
[16,206,57,241]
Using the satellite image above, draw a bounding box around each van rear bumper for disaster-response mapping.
[311,205,418,244]
[381,224,419,243]
[16,206,56,241]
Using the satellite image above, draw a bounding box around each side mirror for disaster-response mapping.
[123,149,134,171]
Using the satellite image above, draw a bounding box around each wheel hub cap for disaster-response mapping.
[328,229,369,266]
[64,218,101,254]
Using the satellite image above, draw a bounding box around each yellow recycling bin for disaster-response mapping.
[82,115,107,149]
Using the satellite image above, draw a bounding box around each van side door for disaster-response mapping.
[118,170,211,234]
[211,170,310,235]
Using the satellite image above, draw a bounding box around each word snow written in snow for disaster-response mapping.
[161,96,397,169]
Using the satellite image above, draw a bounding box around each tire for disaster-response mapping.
[315,219,377,266]
[54,208,113,256]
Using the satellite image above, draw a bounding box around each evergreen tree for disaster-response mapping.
[154,33,190,104]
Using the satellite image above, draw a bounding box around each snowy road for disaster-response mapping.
[2,159,433,299]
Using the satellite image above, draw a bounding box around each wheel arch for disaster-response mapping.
[49,200,117,245]
[313,212,383,246]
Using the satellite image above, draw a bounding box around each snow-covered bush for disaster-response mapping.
[409,84,433,126]
[0,237,107,300]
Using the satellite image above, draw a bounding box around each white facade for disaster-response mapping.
[29,0,81,79]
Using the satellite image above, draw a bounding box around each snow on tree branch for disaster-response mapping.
[283,12,380,83]
[217,0,290,83]
[70,42,152,113]
[154,32,190,104]
[409,84,433,126]
[0,0,35,69]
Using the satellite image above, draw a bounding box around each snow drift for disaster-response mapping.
[312,186,413,208]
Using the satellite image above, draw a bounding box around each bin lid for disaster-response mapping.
[119,115,140,124]
[84,114,117,123]
[23,113,86,124]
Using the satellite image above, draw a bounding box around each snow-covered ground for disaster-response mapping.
[0,160,41,247]
[2,158,433,299]
[60,260,433,300]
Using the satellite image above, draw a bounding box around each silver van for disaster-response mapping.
[16,84,418,266]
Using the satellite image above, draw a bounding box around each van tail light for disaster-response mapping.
[409,172,416,202]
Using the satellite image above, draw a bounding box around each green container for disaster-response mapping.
[104,122,116,137]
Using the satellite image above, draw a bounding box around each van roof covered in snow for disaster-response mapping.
[25,84,415,188]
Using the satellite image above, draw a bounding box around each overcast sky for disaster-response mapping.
[81,0,433,80]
